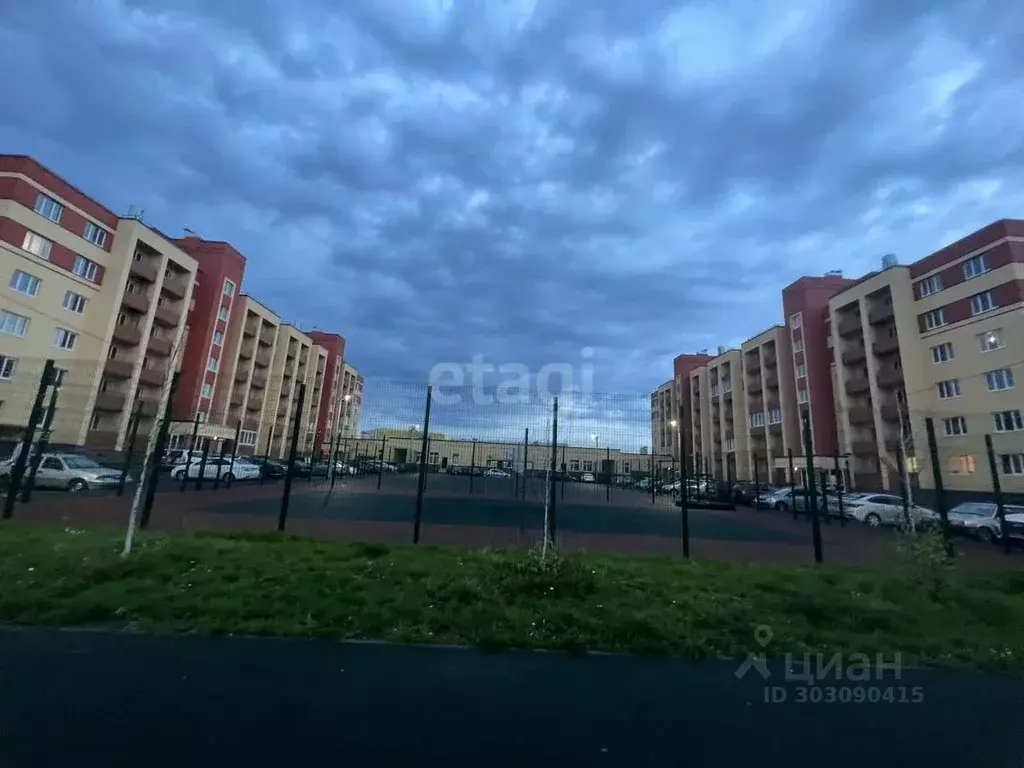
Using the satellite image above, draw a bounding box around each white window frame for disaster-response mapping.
[970,291,996,316]
[963,253,990,280]
[52,328,78,351]
[986,368,1015,392]
[930,342,954,363]
[793,339,804,353]
[768,408,781,424]
[206,356,218,372]
[240,429,257,446]
[34,193,63,223]
[937,379,961,399]
[21,230,52,260]
[750,412,765,428]
[1000,453,1024,476]
[72,255,99,282]
[797,389,809,404]
[917,274,942,298]
[83,222,107,248]
[212,330,224,346]
[943,416,968,436]
[924,308,947,330]
[223,279,235,297]
[993,410,1023,433]
[218,305,229,322]
[62,290,87,314]
[0,311,29,338]
[0,355,16,380]
[789,312,802,329]
[200,382,213,399]
[796,363,807,378]
[978,329,1004,352]
[9,269,40,297]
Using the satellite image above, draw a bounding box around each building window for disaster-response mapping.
[90,412,102,430]
[993,410,1023,433]
[197,411,208,423]
[212,330,224,346]
[223,279,235,297]
[52,328,77,350]
[917,275,942,297]
[789,312,802,328]
[797,389,809,404]
[978,329,1003,352]
[34,193,63,223]
[923,309,947,330]
[200,382,213,399]
[62,291,87,314]
[9,269,41,297]
[582,460,594,472]
[930,342,954,363]
[218,305,229,321]
[948,455,975,474]
[970,291,996,316]
[963,253,990,280]
[0,311,29,338]
[750,412,765,427]
[796,363,807,378]
[83,222,107,248]
[943,416,968,436]
[0,356,16,380]
[207,356,218,372]
[986,368,1014,392]
[769,408,781,424]
[1001,454,1024,476]
[569,459,580,471]
[793,339,804,353]
[21,231,52,260]
[428,451,440,465]
[72,255,99,282]
[937,379,961,399]
[240,429,257,446]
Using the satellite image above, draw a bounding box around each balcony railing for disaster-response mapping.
[121,292,150,314]
[112,325,141,346]
[873,337,900,356]
[254,350,272,368]
[876,368,903,389]
[94,392,126,412]
[235,368,250,383]
[763,353,776,367]
[243,418,260,431]
[239,343,254,360]
[104,359,134,379]
[746,361,761,376]
[152,305,179,328]
[845,377,871,395]
[130,258,158,282]
[869,306,895,325]
[848,406,875,426]
[138,368,167,387]
[880,404,901,422]
[764,374,778,388]
[837,316,862,337]
[147,337,172,357]
[851,439,877,455]
[138,399,161,417]
[246,398,263,412]
[259,329,276,347]
[161,273,189,299]
[842,347,866,365]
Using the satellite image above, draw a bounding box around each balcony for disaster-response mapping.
[239,343,254,360]
[277,406,289,418]
[243,321,258,338]
[161,273,188,299]
[848,406,875,426]
[838,315,862,337]
[112,324,141,346]
[130,258,158,282]
[746,361,761,376]
[235,367,250,383]
[138,367,167,387]
[869,305,895,325]
[94,392,126,412]
[138,399,161,417]
[243,418,260,432]
[246,398,263,412]
[231,394,244,407]
[251,374,267,389]
[764,374,778,389]
[873,337,900,357]
[259,329,276,347]
[880,404,901,422]
[104,359,134,379]
[152,305,179,328]
[876,368,903,389]
[255,350,273,368]
[121,292,150,314]
[846,377,871,395]
[852,439,878,456]
[147,336,172,357]
[883,435,903,453]
[842,347,866,365]
[763,353,776,367]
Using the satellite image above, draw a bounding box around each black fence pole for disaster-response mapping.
[834,453,845,527]
[117,403,142,498]
[260,425,274,486]
[21,378,61,503]
[522,427,529,503]
[377,436,387,491]
[412,386,433,544]
[801,411,823,564]
[3,359,54,518]
[180,414,200,492]
[605,445,611,503]
[278,383,306,532]
[468,439,476,495]
[212,440,226,490]
[753,457,761,512]
[140,373,179,530]
[678,404,690,557]
[548,397,558,545]
[896,440,911,528]
[788,449,797,520]
[560,444,566,501]
[649,452,655,505]
[195,440,210,491]
[924,417,954,558]
[227,420,241,490]
[818,470,831,525]
[323,432,341,508]
[984,434,1011,555]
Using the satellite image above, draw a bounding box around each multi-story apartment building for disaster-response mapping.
[338,363,364,438]
[688,348,748,481]
[307,330,346,450]
[650,379,677,458]
[741,325,797,485]
[0,155,197,451]
[261,324,328,458]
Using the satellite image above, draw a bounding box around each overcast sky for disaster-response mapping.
[2,1,1022,446]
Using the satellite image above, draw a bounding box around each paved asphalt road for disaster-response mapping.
[0,629,1019,767]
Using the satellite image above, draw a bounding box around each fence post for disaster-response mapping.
[561,444,566,500]
[924,417,954,558]
[788,449,797,520]
[140,373,179,530]
[522,427,529,503]
[180,414,200,492]
[896,439,911,528]
[195,440,210,491]
[260,425,274,486]
[833,452,845,527]
[547,397,558,545]
[678,403,690,557]
[649,452,655,504]
[377,436,386,490]
[278,383,306,532]
[983,434,1012,555]
[753,457,761,511]
[21,376,62,503]
[468,438,476,495]
[226,420,241,489]
[412,386,433,544]
[3,360,54,518]
[801,410,823,564]
[818,470,831,525]
[605,445,611,503]
[323,431,342,508]
[117,403,142,498]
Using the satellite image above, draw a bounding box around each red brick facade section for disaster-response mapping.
[672,353,712,452]
[307,330,347,445]
[913,239,1024,299]
[917,280,1024,333]
[171,237,247,422]
[0,216,106,286]
[909,219,1024,280]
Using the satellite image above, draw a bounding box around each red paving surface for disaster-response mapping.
[5,485,1020,568]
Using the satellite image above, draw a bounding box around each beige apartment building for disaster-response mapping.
[0,156,197,451]
[741,326,797,485]
[650,378,678,459]
[688,349,749,481]
[337,362,364,438]
[259,324,327,458]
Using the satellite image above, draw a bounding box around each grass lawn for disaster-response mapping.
[1,524,1022,669]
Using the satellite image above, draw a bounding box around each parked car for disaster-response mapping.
[1005,512,1024,542]
[243,458,286,479]
[733,482,774,504]
[764,487,847,515]
[948,502,1024,543]
[484,468,511,478]
[162,449,204,470]
[842,493,938,528]
[171,458,261,482]
[10,453,130,492]
[580,472,596,483]
[360,459,398,473]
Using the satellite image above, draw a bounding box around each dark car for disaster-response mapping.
[733,482,774,504]
[243,459,286,479]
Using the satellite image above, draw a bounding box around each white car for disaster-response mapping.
[843,493,938,528]
[581,472,596,483]
[171,458,261,482]
[948,502,1024,543]
[484,468,511,478]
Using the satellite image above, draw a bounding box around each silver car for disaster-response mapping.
[948,502,1024,543]
[32,453,129,492]
[843,493,938,528]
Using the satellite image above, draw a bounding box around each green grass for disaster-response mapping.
[1,524,1022,669]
